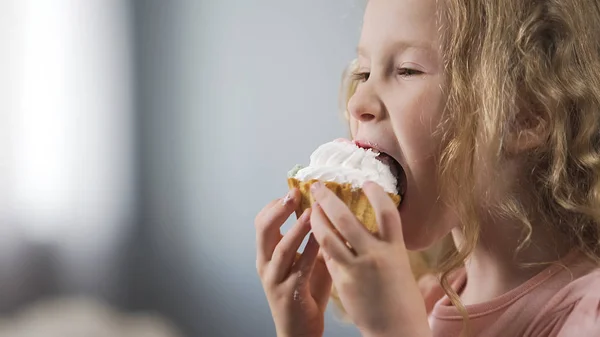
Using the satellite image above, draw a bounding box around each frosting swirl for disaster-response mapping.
[288,140,398,194]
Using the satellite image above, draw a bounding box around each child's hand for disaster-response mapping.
[309,181,431,337]
[418,271,461,314]
[255,189,333,337]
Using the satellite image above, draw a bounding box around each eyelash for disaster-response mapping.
[351,68,424,82]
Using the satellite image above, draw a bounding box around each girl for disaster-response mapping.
[255,0,600,336]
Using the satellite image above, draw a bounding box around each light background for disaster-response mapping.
[0,1,367,336]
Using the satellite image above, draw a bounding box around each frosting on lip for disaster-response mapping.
[288,140,398,194]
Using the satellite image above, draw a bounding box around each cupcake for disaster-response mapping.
[287,138,404,233]
[288,140,430,320]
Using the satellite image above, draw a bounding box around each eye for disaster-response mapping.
[397,67,424,77]
[351,71,370,82]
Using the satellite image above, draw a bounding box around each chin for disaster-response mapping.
[398,196,454,252]
[403,232,438,251]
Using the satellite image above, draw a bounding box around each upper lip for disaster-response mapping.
[353,139,395,158]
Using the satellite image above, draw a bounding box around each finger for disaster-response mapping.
[267,208,312,283]
[255,199,280,221]
[310,254,333,310]
[362,181,404,243]
[284,234,333,311]
[418,274,443,314]
[320,250,342,280]
[292,236,333,310]
[290,232,320,277]
[286,233,320,287]
[310,182,374,253]
[309,251,333,309]
[310,202,355,265]
[255,189,300,265]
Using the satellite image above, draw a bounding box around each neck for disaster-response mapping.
[452,213,572,305]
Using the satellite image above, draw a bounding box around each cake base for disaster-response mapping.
[287,178,401,233]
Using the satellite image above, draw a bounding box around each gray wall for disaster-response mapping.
[1,0,134,311]
[130,1,366,336]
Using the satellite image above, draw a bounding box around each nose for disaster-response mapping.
[347,81,384,123]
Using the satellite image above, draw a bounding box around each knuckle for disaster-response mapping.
[253,213,261,227]
[357,253,382,271]
[254,223,270,237]
[254,199,283,229]
[254,216,267,231]
[274,291,293,306]
[255,200,274,221]
[271,247,288,263]
[379,208,399,224]
[320,234,334,251]
[335,273,354,293]
[320,191,333,203]
[291,266,307,283]
[293,270,305,282]
[288,222,304,237]
[256,259,265,276]
[254,217,264,232]
[262,268,279,288]
[254,217,275,233]
[334,213,354,229]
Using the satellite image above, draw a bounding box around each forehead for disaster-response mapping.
[359,0,440,55]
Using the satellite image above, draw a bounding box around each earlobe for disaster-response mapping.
[505,114,549,154]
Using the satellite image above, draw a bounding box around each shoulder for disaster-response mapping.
[528,267,600,336]
[555,268,600,336]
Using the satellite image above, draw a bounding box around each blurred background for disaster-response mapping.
[0,1,365,336]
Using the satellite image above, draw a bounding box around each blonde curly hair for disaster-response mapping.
[336,0,600,334]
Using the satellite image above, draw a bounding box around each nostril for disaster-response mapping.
[359,113,376,122]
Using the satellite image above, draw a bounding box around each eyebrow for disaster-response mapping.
[357,40,435,57]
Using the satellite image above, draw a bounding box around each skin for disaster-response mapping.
[256,1,446,335]
[346,0,569,309]
[348,0,455,251]
[256,0,571,336]
[255,189,332,337]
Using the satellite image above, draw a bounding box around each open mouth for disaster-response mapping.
[353,141,407,201]
[376,153,407,199]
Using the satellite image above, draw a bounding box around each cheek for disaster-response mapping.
[349,118,359,139]
[391,83,455,249]
[393,84,445,154]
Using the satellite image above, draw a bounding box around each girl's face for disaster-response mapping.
[349,0,457,250]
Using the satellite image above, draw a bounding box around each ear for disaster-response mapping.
[505,110,549,155]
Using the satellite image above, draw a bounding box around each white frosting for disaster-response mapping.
[290,140,398,194]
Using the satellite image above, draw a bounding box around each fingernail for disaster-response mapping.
[310,182,322,194]
[312,201,320,210]
[282,191,293,205]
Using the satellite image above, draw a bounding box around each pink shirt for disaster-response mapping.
[429,252,600,336]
